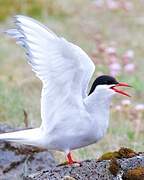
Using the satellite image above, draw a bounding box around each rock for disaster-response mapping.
[0,124,144,180]
[25,154,144,180]
[0,124,56,179]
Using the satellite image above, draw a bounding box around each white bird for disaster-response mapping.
[0,15,131,164]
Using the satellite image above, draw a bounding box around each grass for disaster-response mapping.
[0,0,144,162]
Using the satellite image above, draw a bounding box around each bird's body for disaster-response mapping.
[0,15,130,164]
[0,85,111,152]
[40,92,110,151]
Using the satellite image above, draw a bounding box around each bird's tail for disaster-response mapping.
[0,128,42,147]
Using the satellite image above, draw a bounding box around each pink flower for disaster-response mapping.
[106,0,119,10]
[123,50,134,64]
[109,62,121,76]
[124,50,134,59]
[121,99,131,106]
[124,63,135,73]
[135,104,144,111]
[123,2,133,11]
[106,46,116,55]
[109,62,121,70]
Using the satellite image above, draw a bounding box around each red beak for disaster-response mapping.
[110,82,131,97]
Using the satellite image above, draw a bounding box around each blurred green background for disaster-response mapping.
[0,0,144,162]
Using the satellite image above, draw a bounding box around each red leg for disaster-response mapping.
[66,152,80,165]
[57,152,81,166]
[67,152,75,164]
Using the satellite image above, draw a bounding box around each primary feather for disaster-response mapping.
[6,15,95,130]
[1,15,95,143]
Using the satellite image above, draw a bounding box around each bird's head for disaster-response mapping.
[88,75,131,98]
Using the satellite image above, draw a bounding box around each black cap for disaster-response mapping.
[88,75,118,95]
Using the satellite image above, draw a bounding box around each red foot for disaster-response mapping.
[66,152,80,165]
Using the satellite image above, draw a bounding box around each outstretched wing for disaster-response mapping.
[6,15,95,129]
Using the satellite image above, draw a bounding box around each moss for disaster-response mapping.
[118,147,137,158]
[123,167,144,180]
[98,151,121,160]
[99,147,137,161]
[108,158,121,176]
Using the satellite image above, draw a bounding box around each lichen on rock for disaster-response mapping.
[108,158,121,176]
[122,167,144,180]
[99,147,137,161]
[0,124,144,180]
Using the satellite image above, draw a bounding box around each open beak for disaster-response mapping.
[110,82,132,97]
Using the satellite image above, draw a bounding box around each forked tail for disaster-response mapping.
[0,128,42,147]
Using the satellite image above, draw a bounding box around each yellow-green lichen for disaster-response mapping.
[99,147,137,161]
[98,151,121,161]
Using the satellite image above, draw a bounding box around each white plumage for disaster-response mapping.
[0,15,130,164]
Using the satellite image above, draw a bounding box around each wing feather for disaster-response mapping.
[6,15,95,129]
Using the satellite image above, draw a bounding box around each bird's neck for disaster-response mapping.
[84,91,112,113]
[84,92,113,139]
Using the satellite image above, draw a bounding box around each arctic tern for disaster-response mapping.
[0,15,131,164]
